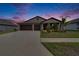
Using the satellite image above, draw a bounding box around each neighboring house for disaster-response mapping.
[0,19,19,31]
[19,16,61,31]
[65,18,79,30]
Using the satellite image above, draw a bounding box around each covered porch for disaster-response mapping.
[40,18,61,32]
[40,23,60,31]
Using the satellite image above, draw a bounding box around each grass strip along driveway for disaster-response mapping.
[41,31,79,38]
[0,30,17,35]
[42,42,79,56]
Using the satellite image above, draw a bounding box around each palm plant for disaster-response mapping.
[60,16,70,32]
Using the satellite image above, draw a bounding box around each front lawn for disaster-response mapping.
[42,42,79,56]
[41,31,79,38]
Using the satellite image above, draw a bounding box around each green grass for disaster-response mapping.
[41,31,79,38]
[42,42,79,56]
[0,30,17,35]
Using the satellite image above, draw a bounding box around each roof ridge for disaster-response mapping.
[25,16,47,22]
[47,17,61,22]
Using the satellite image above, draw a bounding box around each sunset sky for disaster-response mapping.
[0,3,79,22]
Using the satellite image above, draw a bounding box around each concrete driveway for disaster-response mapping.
[0,31,52,56]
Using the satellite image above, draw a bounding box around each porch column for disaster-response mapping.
[18,24,20,31]
[32,24,34,31]
[41,24,44,31]
[58,23,61,31]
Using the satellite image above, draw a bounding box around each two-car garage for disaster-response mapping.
[20,24,40,31]
[20,24,32,30]
[19,16,46,31]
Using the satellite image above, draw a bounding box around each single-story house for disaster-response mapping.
[19,16,61,31]
[0,19,19,32]
[65,18,79,31]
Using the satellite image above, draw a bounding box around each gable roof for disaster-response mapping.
[21,16,47,24]
[0,19,18,26]
[42,17,61,23]
[66,18,79,25]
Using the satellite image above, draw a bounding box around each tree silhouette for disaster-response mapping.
[60,16,70,31]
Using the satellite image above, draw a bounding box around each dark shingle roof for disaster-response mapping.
[20,16,47,25]
[66,18,79,25]
[42,17,61,23]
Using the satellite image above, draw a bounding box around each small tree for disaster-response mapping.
[60,16,70,32]
[60,18,66,31]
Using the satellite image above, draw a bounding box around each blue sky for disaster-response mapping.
[0,3,79,21]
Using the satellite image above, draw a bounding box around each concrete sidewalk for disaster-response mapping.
[0,31,52,56]
[41,38,79,42]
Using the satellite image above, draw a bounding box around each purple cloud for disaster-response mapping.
[63,8,79,16]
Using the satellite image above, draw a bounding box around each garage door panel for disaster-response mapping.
[20,25,32,30]
[34,24,40,30]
